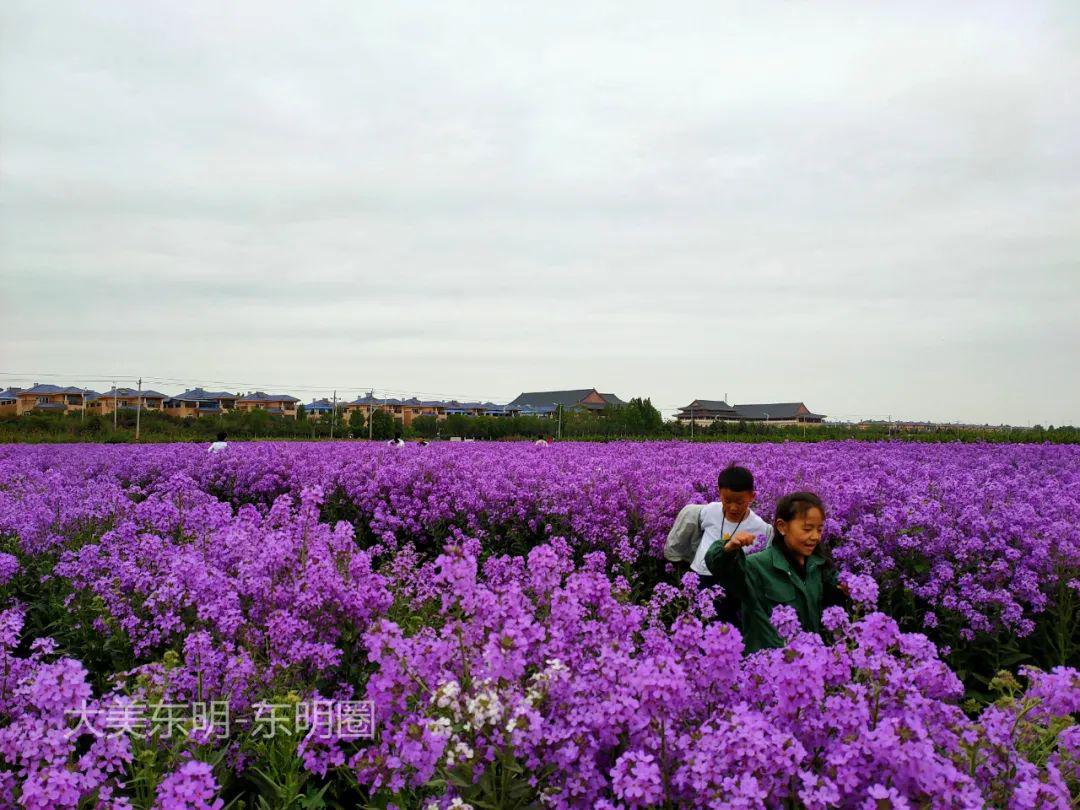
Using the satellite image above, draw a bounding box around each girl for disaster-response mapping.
[704,491,850,653]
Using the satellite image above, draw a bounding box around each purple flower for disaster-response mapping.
[154,760,224,810]
[839,571,879,610]
[611,751,663,807]
[770,605,802,640]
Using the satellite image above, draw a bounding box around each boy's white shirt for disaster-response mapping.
[690,503,772,575]
[207,441,228,453]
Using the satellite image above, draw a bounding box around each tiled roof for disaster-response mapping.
[19,384,97,396]
[508,389,626,408]
[170,388,238,402]
[238,391,300,403]
[93,388,169,400]
[733,402,826,420]
[682,399,734,410]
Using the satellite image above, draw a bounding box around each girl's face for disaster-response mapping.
[777,506,824,562]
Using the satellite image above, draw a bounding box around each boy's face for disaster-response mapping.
[718,488,753,522]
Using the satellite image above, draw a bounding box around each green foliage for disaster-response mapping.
[236,694,332,810]
[0,407,1076,445]
[369,410,397,440]
[347,409,366,438]
[410,414,439,438]
[0,529,137,693]
[958,670,1080,803]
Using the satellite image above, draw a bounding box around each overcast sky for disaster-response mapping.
[1,1,1077,425]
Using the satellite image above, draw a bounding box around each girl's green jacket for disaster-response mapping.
[705,540,847,653]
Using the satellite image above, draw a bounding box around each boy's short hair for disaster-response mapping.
[717,465,754,492]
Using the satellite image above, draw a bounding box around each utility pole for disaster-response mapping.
[368,391,374,441]
[135,377,142,441]
[690,406,694,439]
[81,391,85,423]
[330,390,337,439]
[112,381,118,429]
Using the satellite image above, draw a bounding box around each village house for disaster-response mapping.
[397,397,445,424]
[15,384,99,415]
[234,392,300,417]
[339,393,449,426]
[507,389,626,416]
[304,398,337,419]
[676,399,740,426]
[88,387,169,416]
[440,401,486,418]
[676,399,825,426]
[340,392,397,421]
[0,388,21,417]
[163,389,239,418]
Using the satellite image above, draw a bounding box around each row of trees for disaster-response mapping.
[1,399,1077,444]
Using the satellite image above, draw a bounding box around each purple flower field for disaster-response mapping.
[0,441,1077,808]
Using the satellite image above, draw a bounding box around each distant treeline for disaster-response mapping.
[1,399,1077,444]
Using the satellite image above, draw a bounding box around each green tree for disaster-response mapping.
[443,414,471,438]
[370,409,396,440]
[411,414,439,438]
[631,397,663,433]
[347,408,366,438]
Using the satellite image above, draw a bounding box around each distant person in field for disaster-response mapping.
[387,431,405,448]
[535,436,549,446]
[706,491,851,653]
[208,431,228,453]
[688,465,772,623]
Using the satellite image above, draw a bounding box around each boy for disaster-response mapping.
[689,465,772,621]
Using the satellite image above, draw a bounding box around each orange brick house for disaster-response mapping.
[163,389,239,418]
[15,384,99,415]
[0,388,20,417]
[234,392,300,417]
[339,394,451,427]
[89,387,169,416]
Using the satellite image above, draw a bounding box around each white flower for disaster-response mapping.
[426,716,452,737]
[444,740,475,766]
[448,800,474,810]
[464,688,503,728]
[432,679,462,709]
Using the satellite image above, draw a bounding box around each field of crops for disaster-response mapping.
[0,441,1077,808]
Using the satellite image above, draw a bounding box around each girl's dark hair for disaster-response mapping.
[773,491,824,525]
[771,492,832,567]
